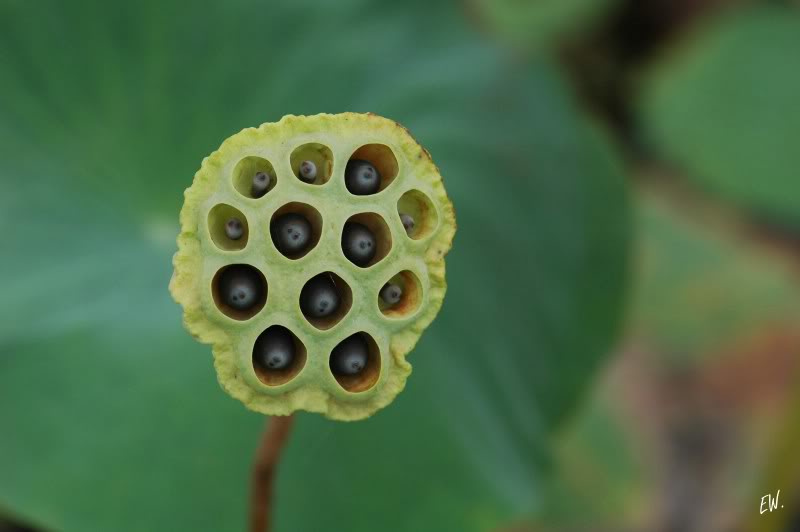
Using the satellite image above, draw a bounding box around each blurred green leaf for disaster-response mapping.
[640,6,800,227]
[0,1,629,531]
[536,376,647,529]
[630,190,800,363]
[469,0,620,50]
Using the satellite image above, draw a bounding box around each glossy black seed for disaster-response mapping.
[301,274,340,319]
[298,160,317,183]
[219,265,263,311]
[380,283,402,306]
[271,213,312,256]
[345,159,380,195]
[330,334,369,376]
[400,213,415,235]
[225,217,244,240]
[254,326,295,371]
[252,171,272,198]
[341,222,376,266]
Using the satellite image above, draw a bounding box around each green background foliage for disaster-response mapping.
[469,0,621,49]
[641,5,800,227]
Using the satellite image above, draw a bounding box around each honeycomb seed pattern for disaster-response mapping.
[170,113,456,421]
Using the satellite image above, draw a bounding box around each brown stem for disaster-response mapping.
[249,415,295,532]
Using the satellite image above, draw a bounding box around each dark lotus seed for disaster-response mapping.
[330,334,369,376]
[345,159,380,195]
[298,160,317,183]
[271,213,312,256]
[218,265,263,311]
[252,171,272,198]
[225,217,244,240]
[301,274,340,319]
[341,222,376,266]
[380,283,402,306]
[400,213,415,234]
[254,326,295,371]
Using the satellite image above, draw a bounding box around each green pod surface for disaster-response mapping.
[170,113,455,420]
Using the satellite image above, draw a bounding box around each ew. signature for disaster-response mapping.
[760,490,784,514]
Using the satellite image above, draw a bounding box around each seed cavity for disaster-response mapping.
[254,325,295,370]
[225,217,244,240]
[345,159,381,195]
[271,212,311,256]
[212,264,267,320]
[329,332,381,393]
[208,204,249,251]
[397,190,437,240]
[301,274,341,319]
[341,213,391,268]
[330,334,369,376]
[252,325,307,386]
[291,143,333,185]
[347,144,399,194]
[379,271,422,319]
[233,156,276,198]
[379,283,402,306]
[298,160,317,183]
[299,272,352,330]
[269,203,323,259]
[252,171,273,198]
[399,213,415,235]
[342,221,376,266]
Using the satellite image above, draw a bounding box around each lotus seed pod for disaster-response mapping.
[225,218,244,240]
[345,159,381,195]
[252,171,272,198]
[170,113,455,420]
[380,283,403,306]
[400,213,415,234]
[341,222,376,266]
[271,212,312,256]
[298,160,317,183]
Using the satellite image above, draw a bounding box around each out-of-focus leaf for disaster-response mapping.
[630,189,800,364]
[469,0,621,50]
[541,381,649,528]
[0,1,629,531]
[527,187,800,529]
[640,6,800,227]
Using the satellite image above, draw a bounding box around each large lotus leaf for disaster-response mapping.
[640,6,800,227]
[0,0,629,530]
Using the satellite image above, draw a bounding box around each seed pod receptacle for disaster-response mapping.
[170,113,455,421]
